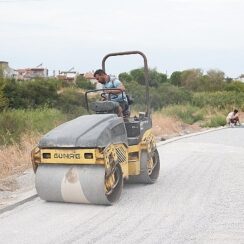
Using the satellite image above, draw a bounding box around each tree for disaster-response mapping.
[225,77,233,83]
[170,71,182,86]
[180,69,203,91]
[129,68,167,87]
[119,72,132,83]
[206,69,225,91]
[158,73,168,83]
[149,69,167,86]
[130,68,145,85]
[76,75,95,90]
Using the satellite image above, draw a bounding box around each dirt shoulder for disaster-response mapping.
[152,114,206,141]
[0,169,35,209]
[0,134,39,209]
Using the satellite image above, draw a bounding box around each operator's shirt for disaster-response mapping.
[103,75,128,103]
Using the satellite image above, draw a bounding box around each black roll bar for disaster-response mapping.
[102,51,150,116]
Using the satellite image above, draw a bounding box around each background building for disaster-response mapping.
[57,71,78,83]
[0,61,16,78]
[16,67,48,80]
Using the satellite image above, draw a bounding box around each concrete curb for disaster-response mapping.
[157,126,228,147]
[0,193,38,215]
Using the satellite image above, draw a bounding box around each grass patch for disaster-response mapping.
[192,91,244,110]
[203,114,226,127]
[0,133,39,178]
[0,108,68,145]
[161,104,204,124]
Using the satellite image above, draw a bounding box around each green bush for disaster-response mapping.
[0,92,8,110]
[76,76,96,90]
[192,91,244,110]
[119,72,132,83]
[0,110,26,144]
[0,79,8,110]
[56,88,87,118]
[161,104,204,124]
[154,83,192,108]
[170,71,182,86]
[224,82,244,92]
[2,78,89,115]
[3,78,58,109]
[125,82,192,111]
[121,68,167,87]
[124,81,146,111]
[203,114,226,127]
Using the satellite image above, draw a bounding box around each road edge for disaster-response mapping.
[157,126,227,147]
[0,193,38,215]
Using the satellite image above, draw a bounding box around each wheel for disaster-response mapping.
[105,164,123,203]
[127,149,160,184]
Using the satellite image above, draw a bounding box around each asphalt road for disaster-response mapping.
[1,127,244,244]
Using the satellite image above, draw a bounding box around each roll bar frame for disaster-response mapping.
[102,51,150,116]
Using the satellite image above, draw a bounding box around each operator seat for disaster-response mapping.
[90,100,130,118]
[90,101,119,114]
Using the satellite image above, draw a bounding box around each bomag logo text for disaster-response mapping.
[54,153,81,159]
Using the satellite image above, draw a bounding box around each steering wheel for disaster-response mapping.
[101,91,119,101]
[100,92,107,100]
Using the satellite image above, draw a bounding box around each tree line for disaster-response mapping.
[119,68,243,92]
[119,68,244,111]
[0,67,244,113]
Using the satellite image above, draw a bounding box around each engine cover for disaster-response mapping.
[38,114,128,148]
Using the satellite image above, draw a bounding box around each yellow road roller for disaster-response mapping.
[31,51,160,205]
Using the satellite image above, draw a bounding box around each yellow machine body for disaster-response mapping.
[32,129,155,179]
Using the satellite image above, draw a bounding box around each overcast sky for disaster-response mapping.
[0,0,243,77]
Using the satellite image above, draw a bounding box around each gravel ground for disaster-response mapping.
[0,127,244,244]
[0,169,35,209]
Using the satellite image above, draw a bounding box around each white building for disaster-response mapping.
[237,74,244,82]
[83,71,100,88]
[0,61,16,78]
[16,67,48,80]
[57,71,79,83]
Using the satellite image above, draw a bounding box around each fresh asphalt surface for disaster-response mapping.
[1,127,244,244]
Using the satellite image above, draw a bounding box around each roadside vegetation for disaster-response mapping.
[123,68,244,128]
[0,68,243,178]
[1,69,244,145]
